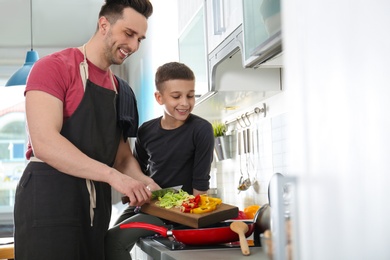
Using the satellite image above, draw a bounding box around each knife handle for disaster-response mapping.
[121,196,130,204]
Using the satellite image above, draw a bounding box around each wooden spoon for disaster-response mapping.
[230,221,250,256]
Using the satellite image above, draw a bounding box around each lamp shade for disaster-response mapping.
[5,50,39,87]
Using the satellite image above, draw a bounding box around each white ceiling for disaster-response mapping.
[0,0,103,65]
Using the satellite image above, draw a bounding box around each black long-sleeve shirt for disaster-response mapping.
[133,114,214,193]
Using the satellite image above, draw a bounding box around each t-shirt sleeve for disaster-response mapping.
[133,127,149,174]
[25,55,69,101]
[191,120,215,191]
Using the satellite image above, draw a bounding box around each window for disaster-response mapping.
[0,86,27,223]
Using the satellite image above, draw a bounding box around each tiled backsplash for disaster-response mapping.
[212,112,288,210]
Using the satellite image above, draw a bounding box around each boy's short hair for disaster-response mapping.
[155,62,195,92]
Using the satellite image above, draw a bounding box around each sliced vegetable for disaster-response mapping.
[180,194,201,212]
[155,190,193,209]
[191,204,217,214]
[156,191,223,214]
[189,195,222,214]
[243,205,261,219]
[233,211,249,220]
[151,188,176,200]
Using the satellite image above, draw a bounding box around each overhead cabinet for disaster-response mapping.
[206,24,281,92]
[177,0,283,120]
[206,0,243,54]
[242,0,282,67]
[193,25,282,120]
[178,4,208,98]
[178,0,244,98]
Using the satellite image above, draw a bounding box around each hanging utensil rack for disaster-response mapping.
[224,103,267,126]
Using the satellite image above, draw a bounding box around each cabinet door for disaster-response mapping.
[178,5,208,98]
[206,0,243,53]
[177,0,204,34]
[242,0,282,67]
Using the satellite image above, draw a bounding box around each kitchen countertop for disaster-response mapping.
[137,238,270,260]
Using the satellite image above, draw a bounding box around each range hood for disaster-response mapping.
[193,25,282,120]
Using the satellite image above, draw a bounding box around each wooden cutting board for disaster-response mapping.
[140,200,238,228]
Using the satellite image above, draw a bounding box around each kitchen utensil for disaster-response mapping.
[244,128,252,187]
[251,122,260,186]
[120,221,255,246]
[121,185,183,204]
[230,221,250,255]
[256,204,271,234]
[238,177,252,191]
[251,204,271,246]
[140,200,238,228]
[237,131,245,191]
[268,173,284,207]
[238,130,251,192]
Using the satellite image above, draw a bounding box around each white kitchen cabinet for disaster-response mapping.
[242,0,281,67]
[177,0,244,99]
[206,0,243,54]
[177,0,204,34]
[178,4,208,98]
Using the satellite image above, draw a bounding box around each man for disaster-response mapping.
[13,1,160,259]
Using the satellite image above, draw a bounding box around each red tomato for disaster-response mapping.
[232,210,248,220]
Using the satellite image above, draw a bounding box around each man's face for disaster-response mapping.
[103,7,148,65]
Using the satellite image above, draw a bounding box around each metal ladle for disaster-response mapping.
[238,175,251,191]
[244,127,252,188]
[238,130,251,192]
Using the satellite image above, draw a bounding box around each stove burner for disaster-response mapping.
[152,236,258,251]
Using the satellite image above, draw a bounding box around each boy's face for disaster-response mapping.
[155,79,196,123]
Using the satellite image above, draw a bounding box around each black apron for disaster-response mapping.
[14,54,122,260]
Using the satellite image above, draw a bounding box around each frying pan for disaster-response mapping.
[253,203,271,246]
[120,221,255,245]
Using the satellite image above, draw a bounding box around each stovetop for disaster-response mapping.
[151,236,259,251]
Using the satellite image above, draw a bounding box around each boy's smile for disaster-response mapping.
[155,79,195,129]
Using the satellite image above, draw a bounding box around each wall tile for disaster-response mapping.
[214,111,288,211]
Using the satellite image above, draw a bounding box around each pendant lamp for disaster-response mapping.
[5,0,39,87]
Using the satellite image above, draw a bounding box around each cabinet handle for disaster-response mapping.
[213,0,225,35]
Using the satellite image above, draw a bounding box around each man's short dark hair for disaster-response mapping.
[99,0,153,25]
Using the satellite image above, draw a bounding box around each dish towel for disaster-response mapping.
[115,76,139,141]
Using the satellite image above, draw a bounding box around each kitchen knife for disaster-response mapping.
[121,185,183,204]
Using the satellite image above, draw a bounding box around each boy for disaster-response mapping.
[105,62,214,259]
[133,61,214,198]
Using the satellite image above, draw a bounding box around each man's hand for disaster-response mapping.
[115,173,152,206]
[146,181,161,192]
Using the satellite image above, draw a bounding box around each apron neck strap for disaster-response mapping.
[79,44,117,93]
[110,71,117,93]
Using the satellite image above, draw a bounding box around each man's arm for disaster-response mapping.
[114,139,161,192]
[26,90,151,206]
[193,188,207,196]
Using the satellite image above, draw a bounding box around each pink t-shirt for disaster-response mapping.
[25,47,118,159]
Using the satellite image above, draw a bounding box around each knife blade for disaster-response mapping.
[121,185,183,204]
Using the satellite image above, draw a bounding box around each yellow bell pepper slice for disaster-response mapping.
[189,195,222,214]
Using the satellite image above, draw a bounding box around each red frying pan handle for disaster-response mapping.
[120,222,168,237]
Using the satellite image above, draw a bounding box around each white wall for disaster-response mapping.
[110,0,179,205]
[283,0,390,259]
[125,0,179,124]
[213,91,288,210]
